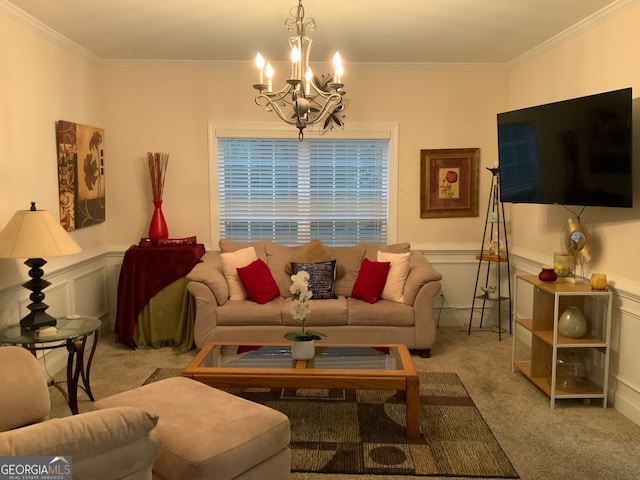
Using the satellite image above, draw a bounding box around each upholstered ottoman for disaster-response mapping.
[94,377,290,480]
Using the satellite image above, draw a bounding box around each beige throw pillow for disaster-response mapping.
[377,251,411,303]
[220,246,258,300]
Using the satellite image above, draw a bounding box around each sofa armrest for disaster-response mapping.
[403,251,443,306]
[412,278,443,351]
[0,407,160,479]
[186,251,229,305]
[0,346,51,432]
[187,280,221,349]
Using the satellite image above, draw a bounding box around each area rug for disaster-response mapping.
[144,369,518,478]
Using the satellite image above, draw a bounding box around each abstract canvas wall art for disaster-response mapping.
[56,120,105,231]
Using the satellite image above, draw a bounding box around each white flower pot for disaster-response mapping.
[291,339,315,360]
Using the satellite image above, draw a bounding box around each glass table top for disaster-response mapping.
[197,344,404,371]
[0,316,102,344]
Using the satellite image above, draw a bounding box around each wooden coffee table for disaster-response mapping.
[182,342,421,439]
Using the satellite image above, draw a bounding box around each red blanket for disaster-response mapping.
[115,244,205,348]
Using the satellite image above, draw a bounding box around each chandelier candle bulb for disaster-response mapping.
[256,53,265,84]
[291,45,301,79]
[333,52,343,83]
[266,63,273,91]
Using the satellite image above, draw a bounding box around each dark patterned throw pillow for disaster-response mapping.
[291,260,338,299]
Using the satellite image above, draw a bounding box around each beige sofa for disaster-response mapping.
[187,239,443,357]
[0,346,160,480]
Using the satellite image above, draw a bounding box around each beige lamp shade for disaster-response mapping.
[0,206,81,259]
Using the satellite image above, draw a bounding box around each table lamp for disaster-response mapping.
[0,202,82,330]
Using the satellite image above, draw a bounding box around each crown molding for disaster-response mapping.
[0,0,99,64]
[510,0,640,66]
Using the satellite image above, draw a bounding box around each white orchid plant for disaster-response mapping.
[284,270,326,342]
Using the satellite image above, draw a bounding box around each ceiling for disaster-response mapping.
[5,0,625,63]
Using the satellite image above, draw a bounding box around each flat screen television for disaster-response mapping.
[497,87,633,208]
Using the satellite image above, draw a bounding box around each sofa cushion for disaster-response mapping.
[217,298,284,326]
[282,296,348,326]
[361,241,411,261]
[95,377,290,480]
[0,407,158,458]
[328,243,366,297]
[265,242,303,297]
[351,258,390,304]
[347,298,415,326]
[378,251,411,303]
[0,346,50,432]
[220,247,257,301]
[219,238,269,262]
[237,259,280,304]
[284,239,346,279]
[291,260,338,300]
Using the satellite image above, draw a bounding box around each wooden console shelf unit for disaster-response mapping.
[512,275,612,408]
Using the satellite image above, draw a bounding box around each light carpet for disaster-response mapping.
[144,369,518,478]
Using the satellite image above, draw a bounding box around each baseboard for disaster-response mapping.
[613,379,640,427]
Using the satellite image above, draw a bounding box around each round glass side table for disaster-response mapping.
[0,315,102,414]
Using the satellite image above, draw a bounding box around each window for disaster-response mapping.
[213,126,395,247]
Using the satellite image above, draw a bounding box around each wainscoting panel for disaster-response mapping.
[73,266,108,318]
[0,246,639,426]
[426,249,508,331]
[0,302,19,327]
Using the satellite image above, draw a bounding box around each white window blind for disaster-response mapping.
[217,137,389,246]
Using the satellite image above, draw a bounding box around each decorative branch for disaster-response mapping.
[147,152,169,201]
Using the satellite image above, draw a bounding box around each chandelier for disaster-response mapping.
[253,0,347,140]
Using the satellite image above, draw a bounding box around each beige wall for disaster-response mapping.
[2,1,640,422]
[506,4,640,284]
[0,9,106,255]
[506,3,640,424]
[101,62,508,248]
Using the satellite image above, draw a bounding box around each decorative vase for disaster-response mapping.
[553,252,572,277]
[148,200,169,243]
[556,348,592,391]
[538,266,557,283]
[590,273,608,290]
[558,306,587,339]
[291,339,315,360]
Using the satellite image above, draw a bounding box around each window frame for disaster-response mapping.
[208,121,399,247]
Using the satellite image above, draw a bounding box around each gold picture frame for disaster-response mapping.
[420,148,479,218]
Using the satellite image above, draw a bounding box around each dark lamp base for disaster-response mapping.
[20,310,57,330]
[20,257,58,330]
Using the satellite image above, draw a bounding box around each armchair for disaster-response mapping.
[0,346,161,480]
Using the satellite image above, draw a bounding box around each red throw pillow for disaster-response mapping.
[236,259,280,304]
[351,258,391,304]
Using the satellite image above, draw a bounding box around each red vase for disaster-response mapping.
[538,266,557,283]
[148,200,168,243]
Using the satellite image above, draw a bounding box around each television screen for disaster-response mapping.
[497,87,633,208]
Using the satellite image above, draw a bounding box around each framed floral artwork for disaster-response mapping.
[420,148,479,218]
[56,120,105,231]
